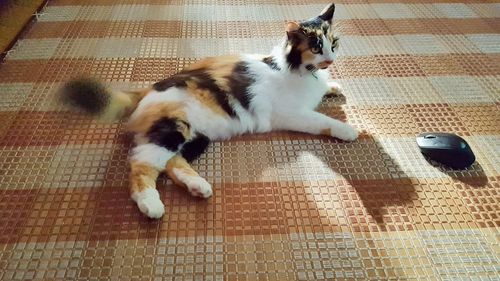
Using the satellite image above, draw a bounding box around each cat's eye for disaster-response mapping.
[311,46,321,54]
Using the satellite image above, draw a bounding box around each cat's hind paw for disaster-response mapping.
[132,188,165,219]
[186,177,213,198]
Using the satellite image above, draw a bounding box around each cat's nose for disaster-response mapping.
[324,60,333,65]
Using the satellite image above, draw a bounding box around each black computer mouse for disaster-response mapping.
[416,133,476,169]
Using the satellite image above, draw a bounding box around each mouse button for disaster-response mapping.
[416,137,434,148]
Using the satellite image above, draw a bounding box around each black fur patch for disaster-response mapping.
[180,134,210,162]
[286,45,303,70]
[300,17,324,29]
[152,75,188,91]
[228,62,255,109]
[152,70,236,117]
[319,3,335,23]
[262,56,281,71]
[60,78,109,115]
[147,117,186,151]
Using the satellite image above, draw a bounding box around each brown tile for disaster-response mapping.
[453,104,500,135]
[455,54,500,76]
[351,19,391,36]
[419,19,455,34]
[38,58,95,82]
[222,182,288,236]
[105,21,145,38]
[414,55,466,76]
[90,58,136,82]
[0,189,39,244]
[23,188,95,243]
[376,54,426,77]
[442,18,495,34]
[143,21,182,38]
[0,111,17,138]
[131,58,180,82]
[334,57,385,78]
[0,111,67,147]
[89,186,161,241]
[23,22,70,39]
[484,18,500,32]
[0,60,45,83]
[0,146,55,190]
[385,19,426,35]
[455,177,499,228]
[407,104,470,136]
[65,21,109,39]
[350,105,419,136]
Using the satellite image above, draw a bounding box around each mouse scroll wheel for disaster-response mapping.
[424,135,437,139]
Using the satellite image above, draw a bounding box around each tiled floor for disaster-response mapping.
[0,0,499,280]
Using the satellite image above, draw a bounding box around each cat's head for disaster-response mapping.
[284,3,339,73]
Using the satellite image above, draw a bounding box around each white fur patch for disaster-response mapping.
[172,168,213,198]
[130,143,175,170]
[131,188,165,219]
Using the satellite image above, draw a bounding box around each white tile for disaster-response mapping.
[76,5,114,21]
[7,39,61,60]
[378,137,446,179]
[111,4,150,21]
[139,38,180,58]
[429,76,495,104]
[341,4,379,19]
[388,77,444,104]
[368,36,405,55]
[468,3,500,18]
[38,6,80,22]
[341,77,409,105]
[433,4,478,18]
[336,36,374,57]
[467,34,500,54]
[56,38,101,58]
[371,4,415,19]
[0,83,33,111]
[406,4,445,18]
[94,38,143,58]
[438,35,480,54]
[43,144,114,188]
[396,35,448,55]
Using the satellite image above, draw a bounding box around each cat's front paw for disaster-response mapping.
[132,188,165,219]
[326,81,343,96]
[332,123,359,142]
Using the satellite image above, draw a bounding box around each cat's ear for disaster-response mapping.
[286,22,302,40]
[319,3,335,23]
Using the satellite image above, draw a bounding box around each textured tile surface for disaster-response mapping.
[0,0,499,280]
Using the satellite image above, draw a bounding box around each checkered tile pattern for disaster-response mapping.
[0,0,499,280]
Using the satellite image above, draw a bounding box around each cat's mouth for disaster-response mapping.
[317,60,333,69]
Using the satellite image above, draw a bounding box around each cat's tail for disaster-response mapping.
[59,77,149,122]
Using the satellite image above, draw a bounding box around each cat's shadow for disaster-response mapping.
[217,93,489,231]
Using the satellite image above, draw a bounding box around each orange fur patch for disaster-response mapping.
[320,128,331,136]
[130,161,160,193]
[301,50,315,63]
[185,81,227,116]
[184,55,240,116]
[165,155,199,188]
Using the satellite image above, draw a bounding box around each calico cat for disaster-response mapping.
[61,3,358,219]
